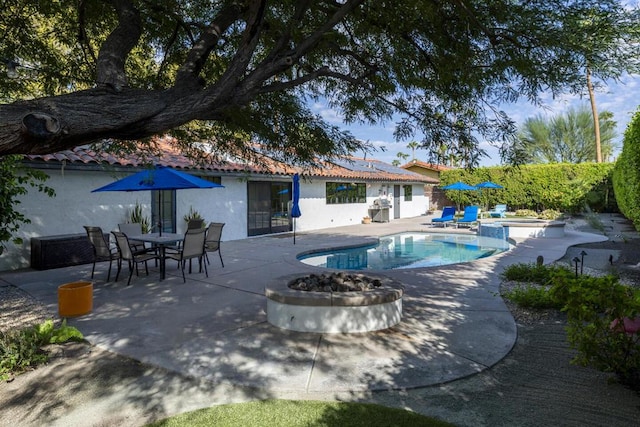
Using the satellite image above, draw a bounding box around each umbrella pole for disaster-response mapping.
[158,191,163,236]
[293,218,296,245]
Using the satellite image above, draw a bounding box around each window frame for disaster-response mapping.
[403,185,413,201]
[325,182,367,204]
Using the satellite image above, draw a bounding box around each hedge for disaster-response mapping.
[440,162,616,214]
[613,108,640,230]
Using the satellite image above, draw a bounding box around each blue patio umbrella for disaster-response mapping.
[291,173,301,244]
[440,181,477,212]
[92,165,224,235]
[475,181,504,190]
[475,181,504,212]
[441,181,477,191]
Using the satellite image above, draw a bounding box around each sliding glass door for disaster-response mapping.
[247,181,292,236]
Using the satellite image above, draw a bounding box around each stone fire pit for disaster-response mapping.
[265,272,404,333]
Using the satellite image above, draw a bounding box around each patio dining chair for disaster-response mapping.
[118,222,147,250]
[204,222,225,267]
[84,226,120,281]
[112,231,159,286]
[165,228,208,283]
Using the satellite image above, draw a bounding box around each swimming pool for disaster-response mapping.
[298,232,510,270]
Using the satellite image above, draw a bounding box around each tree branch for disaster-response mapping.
[96,0,142,90]
[240,0,366,96]
[257,67,363,95]
[174,2,245,88]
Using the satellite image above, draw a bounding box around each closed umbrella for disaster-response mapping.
[291,173,301,244]
[92,165,224,236]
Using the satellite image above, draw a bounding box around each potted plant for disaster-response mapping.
[184,206,205,228]
[362,216,372,224]
[128,202,151,233]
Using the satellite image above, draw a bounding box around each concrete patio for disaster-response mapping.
[0,215,607,394]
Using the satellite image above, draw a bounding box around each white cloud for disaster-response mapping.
[312,102,344,124]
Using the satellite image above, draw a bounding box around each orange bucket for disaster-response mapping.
[58,281,93,317]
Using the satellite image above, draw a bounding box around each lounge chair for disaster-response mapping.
[431,206,456,227]
[456,206,479,228]
[488,204,507,218]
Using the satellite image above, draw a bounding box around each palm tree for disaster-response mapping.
[516,105,616,163]
[407,141,420,159]
[586,66,602,162]
[396,152,409,163]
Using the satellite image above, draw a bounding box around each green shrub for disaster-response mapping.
[502,285,562,309]
[500,262,571,285]
[0,320,83,381]
[549,271,640,390]
[515,209,538,217]
[583,207,605,232]
[538,209,562,220]
[502,263,640,390]
[128,202,151,233]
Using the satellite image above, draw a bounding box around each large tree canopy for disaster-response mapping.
[1,0,639,166]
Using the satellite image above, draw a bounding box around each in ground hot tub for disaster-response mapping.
[479,219,565,239]
[265,273,404,333]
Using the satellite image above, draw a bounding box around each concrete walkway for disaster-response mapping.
[0,215,607,394]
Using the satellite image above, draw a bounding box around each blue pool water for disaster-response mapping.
[298,232,510,270]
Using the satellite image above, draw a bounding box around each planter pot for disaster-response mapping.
[362,218,372,224]
[58,281,93,317]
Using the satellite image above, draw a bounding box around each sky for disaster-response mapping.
[310,73,639,167]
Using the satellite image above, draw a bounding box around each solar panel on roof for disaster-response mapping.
[332,158,376,172]
[370,162,408,173]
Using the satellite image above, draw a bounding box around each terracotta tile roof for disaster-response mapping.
[26,138,434,183]
[401,159,452,172]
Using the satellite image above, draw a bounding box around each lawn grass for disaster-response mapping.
[146,399,454,427]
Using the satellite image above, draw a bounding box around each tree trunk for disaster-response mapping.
[586,67,602,163]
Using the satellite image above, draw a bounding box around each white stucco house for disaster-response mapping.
[1,141,438,271]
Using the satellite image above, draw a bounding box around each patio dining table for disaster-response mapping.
[128,233,183,281]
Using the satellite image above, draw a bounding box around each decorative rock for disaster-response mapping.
[287,272,383,293]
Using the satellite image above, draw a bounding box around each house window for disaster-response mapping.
[403,185,413,201]
[326,182,366,204]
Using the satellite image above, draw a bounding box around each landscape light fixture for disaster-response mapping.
[572,256,580,278]
[580,250,587,275]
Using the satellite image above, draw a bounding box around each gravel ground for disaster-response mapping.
[0,280,56,333]
[1,213,639,427]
